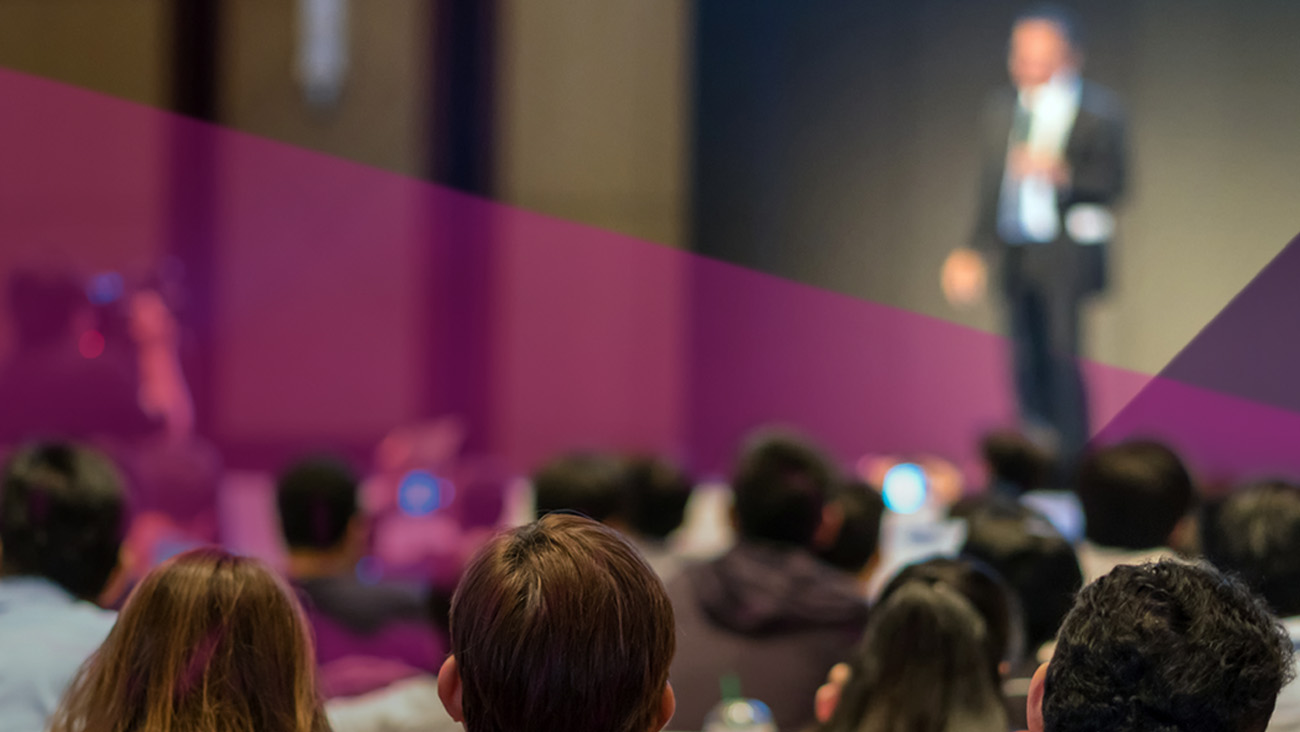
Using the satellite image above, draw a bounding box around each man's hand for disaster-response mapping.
[1009,145,1071,187]
[941,248,988,307]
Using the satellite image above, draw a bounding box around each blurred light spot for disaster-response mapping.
[355,556,383,585]
[78,330,105,359]
[882,463,927,514]
[397,469,453,516]
[86,272,125,305]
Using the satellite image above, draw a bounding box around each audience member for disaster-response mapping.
[436,513,676,732]
[816,581,1007,732]
[277,456,441,685]
[667,432,868,732]
[622,455,694,581]
[815,557,1017,725]
[981,429,1055,497]
[1203,481,1300,732]
[1074,440,1194,581]
[0,442,126,732]
[531,451,627,522]
[959,496,1082,667]
[816,480,886,587]
[49,547,330,732]
[1028,560,1293,732]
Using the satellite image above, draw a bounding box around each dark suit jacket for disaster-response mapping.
[971,81,1127,297]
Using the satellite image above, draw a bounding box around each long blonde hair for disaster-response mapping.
[51,547,331,732]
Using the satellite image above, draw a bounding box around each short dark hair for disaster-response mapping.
[1013,3,1085,53]
[450,514,675,732]
[276,456,359,551]
[960,497,1083,653]
[0,442,126,600]
[623,456,693,540]
[880,557,1019,676]
[732,432,835,546]
[1045,561,1293,732]
[817,481,885,574]
[981,429,1054,496]
[1202,481,1300,618]
[532,452,627,523]
[1075,440,1194,550]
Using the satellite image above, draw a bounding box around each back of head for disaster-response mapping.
[818,481,886,574]
[276,455,358,551]
[981,430,1055,496]
[880,557,1019,677]
[1045,561,1293,732]
[732,432,835,546]
[449,513,675,732]
[822,582,1007,732]
[51,547,328,732]
[0,442,125,600]
[1076,440,1193,550]
[961,497,1082,653]
[623,456,693,540]
[532,452,627,523]
[1202,481,1300,618]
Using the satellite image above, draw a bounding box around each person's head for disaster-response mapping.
[1076,440,1194,550]
[1202,480,1300,618]
[50,548,329,732]
[880,557,1019,679]
[1031,560,1293,732]
[276,455,361,555]
[960,497,1083,655]
[532,452,627,523]
[818,481,886,578]
[622,456,693,541]
[981,429,1055,496]
[1008,4,1083,91]
[821,581,1008,732]
[0,442,125,602]
[731,431,836,547]
[438,513,676,732]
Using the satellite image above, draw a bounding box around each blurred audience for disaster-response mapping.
[816,581,1008,732]
[981,429,1055,497]
[277,456,441,687]
[531,451,627,523]
[1202,481,1300,732]
[1074,440,1194,581]
[49,548,330,732]
[667,432,868,732]
[437,513,676,732]
[815,480,885,588]
[622,455,694,581]
[0,442,126,732]
[1031,560,1293,732]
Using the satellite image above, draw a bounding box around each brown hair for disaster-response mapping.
[450,513,675,732]
[50,547,330,732]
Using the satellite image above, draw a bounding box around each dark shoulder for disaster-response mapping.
[1080,81,1125,121]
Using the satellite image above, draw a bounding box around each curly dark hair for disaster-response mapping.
[1201,480,1300,618]
[1044,561,1294,732]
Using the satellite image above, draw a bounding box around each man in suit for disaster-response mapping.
[943,5,1127,470]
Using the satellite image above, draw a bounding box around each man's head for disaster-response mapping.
[532,452,627,523]
[731,432,836,547]
[981,429,1055,496]
[1008,5,1082,91]
[623,456,693,541]
[1029,561,1293,732]
[817,481,885,578]
[0,442,126,601]
[438,513,676,732]
[276,456,360,555]
[1076,440,1194,550]
[1202,481,1300,618]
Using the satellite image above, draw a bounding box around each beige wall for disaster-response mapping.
[218,0,432,179]
[495,0,692,248]
[0,0,169,106]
